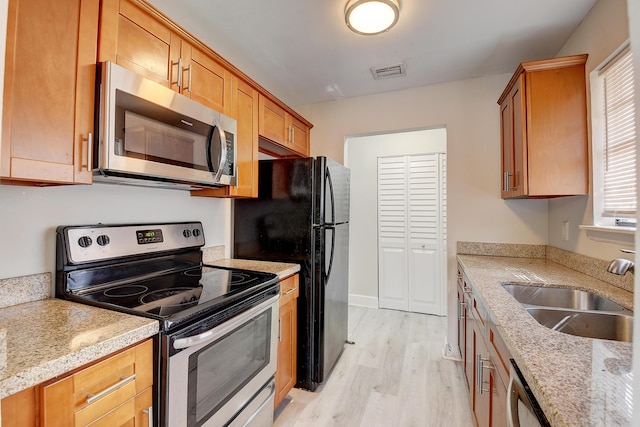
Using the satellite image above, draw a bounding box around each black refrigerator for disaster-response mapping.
[233,157,350,391]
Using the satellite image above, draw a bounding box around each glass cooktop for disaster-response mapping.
[73,265,278,321]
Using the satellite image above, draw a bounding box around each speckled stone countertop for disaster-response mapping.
[207,259,300,279]
[0,299,159,400]
[457,255,633,427]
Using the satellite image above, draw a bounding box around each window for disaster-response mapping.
[591,44,637,228]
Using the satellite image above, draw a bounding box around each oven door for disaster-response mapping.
[166,295,279,427]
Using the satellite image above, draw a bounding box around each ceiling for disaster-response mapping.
[147,0,598,107]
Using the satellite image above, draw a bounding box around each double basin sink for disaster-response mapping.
[503,284,633,342]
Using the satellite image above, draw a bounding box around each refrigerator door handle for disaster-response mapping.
[325,168,336,225]
[325,226,336,285]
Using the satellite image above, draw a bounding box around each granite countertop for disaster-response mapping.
[0,299,159,400]
[457,255,633,427]
[207,258,301,279]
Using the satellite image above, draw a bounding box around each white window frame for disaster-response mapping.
[590,42,637,230]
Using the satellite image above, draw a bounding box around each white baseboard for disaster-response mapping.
[348,294,378,308]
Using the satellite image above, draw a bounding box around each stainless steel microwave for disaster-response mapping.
[94,61,237,190]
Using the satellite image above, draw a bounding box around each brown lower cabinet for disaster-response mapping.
[1,339,153,427]
[457,263,510,427]
[275,274,299,408]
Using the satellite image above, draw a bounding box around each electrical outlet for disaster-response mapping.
[561,221,569,241]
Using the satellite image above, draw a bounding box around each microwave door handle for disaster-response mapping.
[206,119,227,183]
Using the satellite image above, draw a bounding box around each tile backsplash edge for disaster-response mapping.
[0,272,51,309]
[456,242,546,258]
[202,245,225,264]
[457,242,634,293]
[545,246,633,292]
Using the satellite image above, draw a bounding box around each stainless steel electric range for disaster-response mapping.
[56,222,280,427]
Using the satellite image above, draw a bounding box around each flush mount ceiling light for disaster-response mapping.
[345,0,400,35]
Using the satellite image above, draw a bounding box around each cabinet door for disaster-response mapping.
[490,372,508,427]
[288,115,309,156]
[190,76,259,198]
[134,387,153,427]
[464,292,474,391]
[499,74,527,198]
[99,0,180,88]
[230,78,259,197]
[472,323,490,427]
[1,0,98,184]
[1,386,36,426]
[499,97,513,199]
[259,95,288,146]
[457,283,465,366]
[510,75,527,197]
[275,295,297,407]
[275,275,298,408]
[181,43,232,114]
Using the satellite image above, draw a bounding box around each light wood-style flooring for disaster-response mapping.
[273,306,474,427]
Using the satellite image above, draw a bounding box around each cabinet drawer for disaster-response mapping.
[279,274,299,306]
[41,339,153,426]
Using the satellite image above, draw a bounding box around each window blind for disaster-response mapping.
[601,48,637,217]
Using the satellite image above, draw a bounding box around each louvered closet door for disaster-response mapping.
[378,156,409,311]
[378,154,446,315]
[407,155,444,314]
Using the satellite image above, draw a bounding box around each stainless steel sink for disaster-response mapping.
[503,283,633,342]
[503,283,631,313]
[526,308,633,342]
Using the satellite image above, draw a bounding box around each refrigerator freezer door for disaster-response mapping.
[315,222,349,382]
[233,158,314,261]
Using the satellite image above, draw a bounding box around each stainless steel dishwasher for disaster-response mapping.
[507,360,551,427]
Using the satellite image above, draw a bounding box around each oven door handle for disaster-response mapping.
[173,294,279,350]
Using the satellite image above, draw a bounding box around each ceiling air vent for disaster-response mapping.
[371,63,406,80]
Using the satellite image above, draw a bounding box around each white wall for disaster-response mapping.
[549,0,632,261]
[304,74,549,344]
[0,183,231,282]
[345,128,447,307]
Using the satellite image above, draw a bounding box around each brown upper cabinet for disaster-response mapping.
[1,0,311,190]
[98,0,231,115]
[98,0,312,195]
[497,54,588,199]
[192,76,260,198]
[1,0,99,184]
[259,95,310,157]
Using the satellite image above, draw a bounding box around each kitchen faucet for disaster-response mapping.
[606,249,635,275]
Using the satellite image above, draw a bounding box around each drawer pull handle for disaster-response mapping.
[86,373,136,404]
[283,288,296,296]
[142,406,153,427]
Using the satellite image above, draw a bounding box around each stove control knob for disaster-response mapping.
[183,229,192,238]
[78,236,92,248]
[192,229,201,237]
[97,235,110,246]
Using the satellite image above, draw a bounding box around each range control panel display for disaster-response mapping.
[137,229,164,244]
[63,222,205,264]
